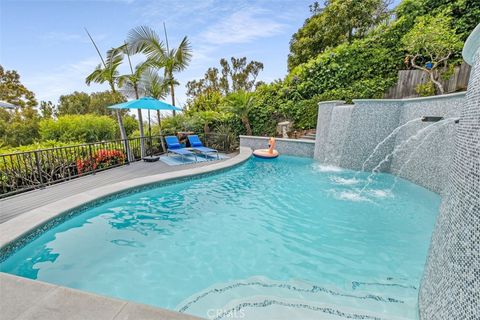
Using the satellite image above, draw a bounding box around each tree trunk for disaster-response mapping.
[429,70,445,95]
[242,117,252,136]
[134,85,146,158]
[116,109,132,161]
[170,80,176,116]
[110,85,132,161]
[156,110,166,153]
[137,109,146,158]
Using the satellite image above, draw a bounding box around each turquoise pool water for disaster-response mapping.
[1,156,440,319]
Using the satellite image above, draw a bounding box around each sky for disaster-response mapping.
[0,0,316,109]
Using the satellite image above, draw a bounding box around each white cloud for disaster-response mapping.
[199,7,285,45]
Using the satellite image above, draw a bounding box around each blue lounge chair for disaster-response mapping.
[187,135,219,160]
[165,136,197,162]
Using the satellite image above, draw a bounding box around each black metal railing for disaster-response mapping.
[0,133,237,198]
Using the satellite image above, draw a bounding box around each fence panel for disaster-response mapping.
[0,136,164,198]
[0,133,237,198]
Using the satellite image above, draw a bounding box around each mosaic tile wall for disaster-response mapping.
[313,101,345,162]
[313,93,466,194]
[340,100,403,172]
[389,94,465,193]
[419,29,480,320]
[240,136,315,158]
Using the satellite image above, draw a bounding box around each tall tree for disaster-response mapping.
[0,65,37,110]
[85,30,129,148]
[0,66,40,146]
[402,12,462,94]
[127,24,192,115]
[117,43,149,157]
[288,0,390,70]
[39,101,56,119]
[57,91,91,115]
[140,68,169,151]
[186,57,264,98]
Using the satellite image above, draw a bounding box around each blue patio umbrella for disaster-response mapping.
[108,97,182,160]
[108,97,182,112]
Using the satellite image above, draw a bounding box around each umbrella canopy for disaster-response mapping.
[108,97,182,111]
[0,101,17,109]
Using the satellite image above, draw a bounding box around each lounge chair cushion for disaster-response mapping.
[168,142,181,149]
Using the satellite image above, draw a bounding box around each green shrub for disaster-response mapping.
[39,114,117,143]
[416,82,436,96]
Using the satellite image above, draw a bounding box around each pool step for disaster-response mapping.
[176,276,418,320]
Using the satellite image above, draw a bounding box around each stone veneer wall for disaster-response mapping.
[314,92,465,193]
[239,135,315,158]
[418,25,480,320]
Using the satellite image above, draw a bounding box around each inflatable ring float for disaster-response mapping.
[253,137,279,159]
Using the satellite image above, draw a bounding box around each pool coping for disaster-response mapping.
[0,272,203,320]
[0,147,252,250]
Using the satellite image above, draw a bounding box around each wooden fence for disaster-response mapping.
[385,63,471,98]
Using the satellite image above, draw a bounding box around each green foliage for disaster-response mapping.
[0,140,79,155]
[402,13,462,62]
[186,57,264,100]
[402,12,463,93]
[121,115,139,137]
[57,91,125,116]
[222,91,255,135]
[288,0,390,69]
[127,25,192,107]
[0,65,37,109]
[2,118,40,147]
[416,82,436,96]
[39,101,55,119]
[159,114,196,134]
[186,91,224,113]
[39,114,117,143]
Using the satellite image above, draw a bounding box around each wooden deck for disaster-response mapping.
[0,158,228,224]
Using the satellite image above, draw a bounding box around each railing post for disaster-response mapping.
[124,139,131,165]
[88,144,96,175]
[34,151,45,189]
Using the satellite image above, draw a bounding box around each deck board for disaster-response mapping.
[0,158,228,224]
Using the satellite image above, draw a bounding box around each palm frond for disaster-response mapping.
[85,64,105,85]
[140,68,169,100]
[127,26,166,61]
[172,36,192,72]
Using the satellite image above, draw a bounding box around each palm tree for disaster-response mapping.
[223,91,254,135]
[140,68,169,151]
[117,43,150,157]
[127,24,192,115]
[84,30,130,159]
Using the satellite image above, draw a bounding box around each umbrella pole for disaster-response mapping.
[148,109,152,157]
[158,111,166,153]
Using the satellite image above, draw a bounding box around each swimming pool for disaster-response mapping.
[0,156,440,319]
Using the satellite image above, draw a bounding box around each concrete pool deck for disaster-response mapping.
[0,148,252,320]
[0,273,202,320]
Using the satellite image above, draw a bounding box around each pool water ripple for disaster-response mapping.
[0,156,440,319]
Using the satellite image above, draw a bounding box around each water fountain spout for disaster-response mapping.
[421,116,444,122]
[422,116,460,124]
